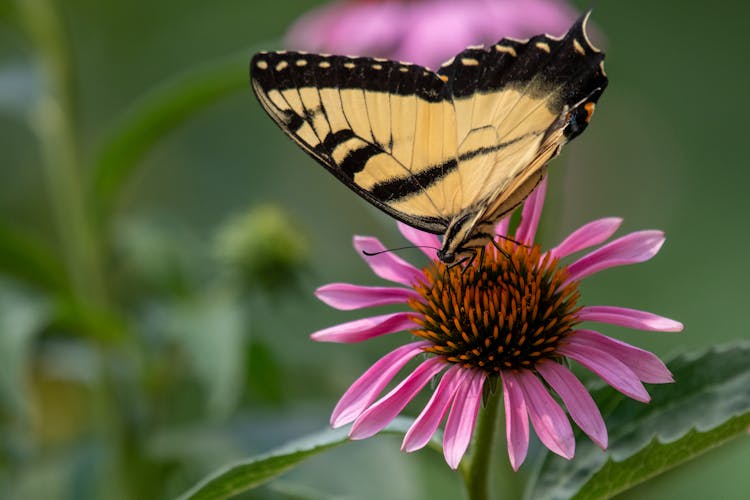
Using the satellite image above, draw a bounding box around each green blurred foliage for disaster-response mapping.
[215,205,309,293]
[0,0,748,499]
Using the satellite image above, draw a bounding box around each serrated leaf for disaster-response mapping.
[178,417,436,500]
[527,342,750,500]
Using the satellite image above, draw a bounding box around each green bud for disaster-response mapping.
[215,205,308,292]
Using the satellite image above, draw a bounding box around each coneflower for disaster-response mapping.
[312,179,682,469]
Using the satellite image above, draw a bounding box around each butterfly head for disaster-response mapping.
[438,213,493,265]
[436,248,458,264]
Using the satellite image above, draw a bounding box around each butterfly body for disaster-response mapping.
[251,12,607,264]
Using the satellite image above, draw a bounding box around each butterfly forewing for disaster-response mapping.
[251,53,459,234]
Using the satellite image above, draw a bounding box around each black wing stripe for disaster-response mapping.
[339,144,384,179]
[371,159,458,203]
[316,129,357,155]
[282,109,305,134]
[369,132,534,203]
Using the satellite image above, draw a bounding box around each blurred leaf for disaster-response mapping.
[246,338,285,405]
[0,282,50,417]
[51,294,128,341]
[147,424,242,466]
[270,480,345,500]
[527,342,750,500]
[0,61,39,117]
[0,2,14,21]
[114,217,198,296]
[92,48,263,219]
[156,291,246,418]
[0,221,69,293]
[178,417,438,500]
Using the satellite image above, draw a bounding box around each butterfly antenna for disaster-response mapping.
[362,245,439,257]
[494,233,527,248]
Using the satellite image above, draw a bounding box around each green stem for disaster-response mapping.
[461,386,502,500]
[16,0,108,309]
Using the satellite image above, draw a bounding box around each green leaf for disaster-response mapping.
[246,338,285,404]
[92,47,267,219]
[178,417,437,500]
[0,221,69,293]
[527,342,750,500]
[156,291,246,418]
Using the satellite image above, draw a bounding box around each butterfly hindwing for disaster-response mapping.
[251,52,458,234]
[436,13,607,223]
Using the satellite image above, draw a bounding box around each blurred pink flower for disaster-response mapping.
[312,178,683,470]
[286,0,579,68]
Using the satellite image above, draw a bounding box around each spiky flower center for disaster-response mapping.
[409,241,581,372]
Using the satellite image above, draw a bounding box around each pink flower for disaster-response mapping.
[286,0,578,68]
[312,178,683,470]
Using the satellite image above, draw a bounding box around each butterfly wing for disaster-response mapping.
[250,53,459,234]
[437,11,607,221]
[250,13,606,242]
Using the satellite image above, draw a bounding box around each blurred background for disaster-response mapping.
[0,0,748,498]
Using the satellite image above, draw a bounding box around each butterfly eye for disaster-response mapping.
[437,249,455,264]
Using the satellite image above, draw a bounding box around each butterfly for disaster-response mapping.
[250,11,607,265]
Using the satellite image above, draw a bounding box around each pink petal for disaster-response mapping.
[578,306,684,332]
[311,312,418,343]
[443,369,485,469]
[537,361,608,449]
[514,177,547,245]
[350,357,446,439]
[402,365,464,452]
[354,236,424,286]
[559,342,651,402]
[315,283,422,310]
[550,217,623,259]
[331,341,430,427]
[501,370,530,471]
[570,330,674,384]
[286,2,403,56]
[495,216,511,239]
[564,231,665,286]
[516,369,575,459]
[397,222,441,261]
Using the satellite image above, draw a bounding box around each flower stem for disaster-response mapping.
[461,386,502,500]
[16,0,109,309]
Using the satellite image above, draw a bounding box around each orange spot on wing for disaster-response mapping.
[584,102,596,123]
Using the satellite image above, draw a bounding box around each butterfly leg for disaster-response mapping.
[460,250,477,275]
[476,246,486,274]
[445,250,477,273]
[495,233,527,248]
[490,238,519,274]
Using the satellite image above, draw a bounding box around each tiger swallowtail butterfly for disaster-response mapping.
[250,11,607,264]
